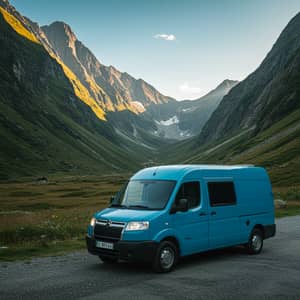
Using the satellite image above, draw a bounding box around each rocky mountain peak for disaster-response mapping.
[42,21,77,54]
[46,21,76,40]
[217,79,238,89]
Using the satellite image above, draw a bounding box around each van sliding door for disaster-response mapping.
[206,180,240,249]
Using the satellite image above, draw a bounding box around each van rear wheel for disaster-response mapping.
[152,240,178,273]
[247,228,263,254]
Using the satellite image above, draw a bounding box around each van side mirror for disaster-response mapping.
[177,198,189,212]
[110,196,115,204]
[170,198,189,214]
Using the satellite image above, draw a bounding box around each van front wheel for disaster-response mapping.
[152,240,178,273]
[247,228,263,254]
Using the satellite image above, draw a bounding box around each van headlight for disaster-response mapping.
[90,217,96,227]
[125,221,149,231]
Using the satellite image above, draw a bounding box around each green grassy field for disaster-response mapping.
[0,175,128,261]
[0,176,299,261]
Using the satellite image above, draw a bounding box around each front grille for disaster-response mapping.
[94,220,125,241]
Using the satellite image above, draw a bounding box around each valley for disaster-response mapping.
[0,0,239,181]
[0,0,299,261]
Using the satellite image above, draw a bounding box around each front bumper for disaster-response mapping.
[86,235,158,262]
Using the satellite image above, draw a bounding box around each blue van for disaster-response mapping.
[86,165,276,272]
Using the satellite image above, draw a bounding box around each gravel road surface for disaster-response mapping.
[1,216,300,299]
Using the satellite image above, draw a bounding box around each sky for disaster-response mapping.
[10,0,300,100]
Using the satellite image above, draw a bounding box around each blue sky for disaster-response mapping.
[10,0,300,100]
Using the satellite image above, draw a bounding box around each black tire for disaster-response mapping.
[152,240,178,273]
[246,228,264,254]
[99,255,118,263]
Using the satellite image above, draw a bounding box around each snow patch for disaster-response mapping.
[180,130,191,137]
[158,115,179,126]
[181,107,194,112]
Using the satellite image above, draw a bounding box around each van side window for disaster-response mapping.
[175,182,200,209]
[208,182,236,206]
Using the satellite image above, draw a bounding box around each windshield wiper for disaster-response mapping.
[127,205,151,210]
[109,203,128,208]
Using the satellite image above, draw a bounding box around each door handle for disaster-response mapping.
[199,212,207,216]
[211,211,216,216]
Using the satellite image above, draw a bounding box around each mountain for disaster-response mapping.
[165,12,300,186]
[40,21,174,115]
[0,0,174,123]
[0,0,236,143]
[199,12,300,144]
[2,0,298,186]
[0,5,165,180]
[38,21,181,142]
[145,79,238,139]
[0,0,179,155]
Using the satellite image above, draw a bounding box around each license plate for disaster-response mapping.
[96,241,114,250]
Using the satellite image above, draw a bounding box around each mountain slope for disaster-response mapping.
[199,12,300,144]
[183,109,300,186]
[0,7,158,180]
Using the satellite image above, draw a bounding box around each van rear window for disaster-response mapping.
[208,182,236,206]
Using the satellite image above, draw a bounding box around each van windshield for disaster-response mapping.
[111,180,176,210]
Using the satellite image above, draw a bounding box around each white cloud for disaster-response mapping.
[179,82,202,94]
[153,33,176,41]
[177,81,207,100]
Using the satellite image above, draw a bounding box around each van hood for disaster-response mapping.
[95,208,162,222]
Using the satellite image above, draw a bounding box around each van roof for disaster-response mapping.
[131,164,267,181]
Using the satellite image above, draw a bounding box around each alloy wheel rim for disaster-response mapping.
[160,247,175,269]
[252,234,262,251]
